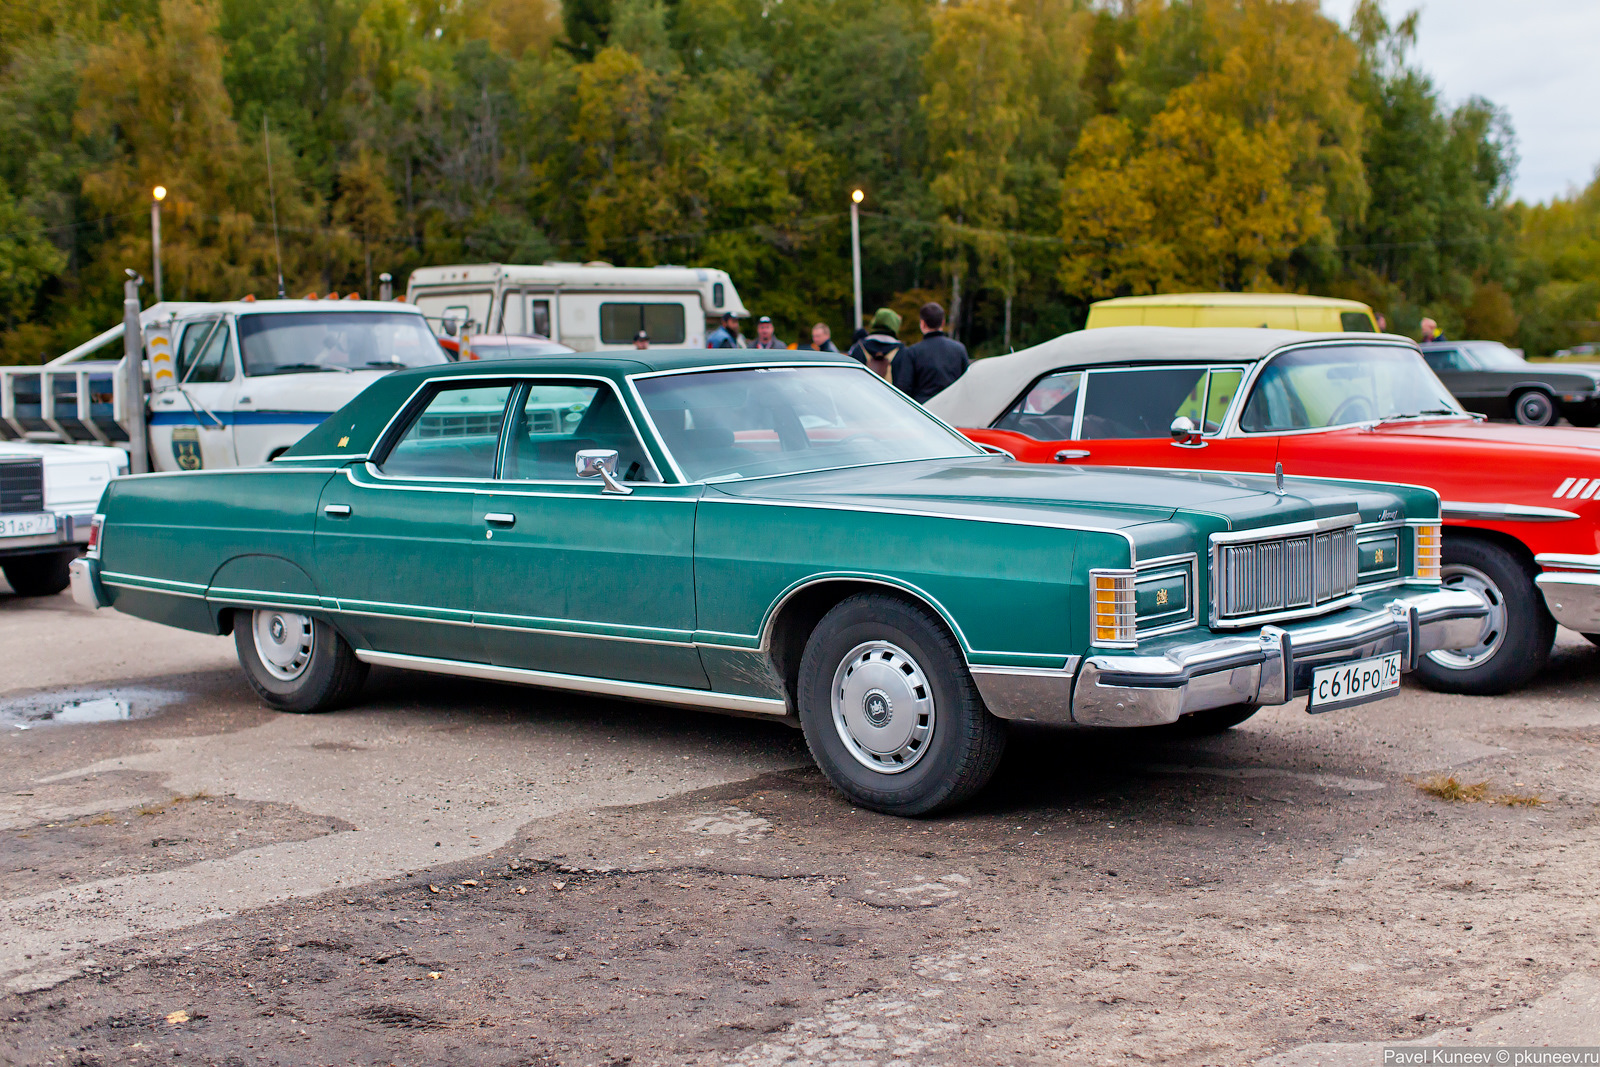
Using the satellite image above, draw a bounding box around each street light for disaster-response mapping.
[850,189,864,335]
[150,186,167,303]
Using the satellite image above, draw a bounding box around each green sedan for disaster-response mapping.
[71,351,1486,814]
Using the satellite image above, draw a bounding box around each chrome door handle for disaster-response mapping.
[323,504,351,517]
[1054,449,1090,462]
[484,512,516,526]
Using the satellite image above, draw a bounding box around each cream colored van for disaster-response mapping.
[1086,293,1377,332]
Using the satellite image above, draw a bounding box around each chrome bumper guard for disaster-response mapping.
[1534,553,1600,634]
[69,556,109,610]
[976,588,1487,729]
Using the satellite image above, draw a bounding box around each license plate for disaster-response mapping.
[0,512,57,539]
[1308,652,1402,712]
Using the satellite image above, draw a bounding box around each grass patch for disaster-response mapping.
[1414,774,1542,807]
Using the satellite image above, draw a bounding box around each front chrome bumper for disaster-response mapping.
[976,588,1488,729]
[69,556,109,610]
[1535,553,1600,634]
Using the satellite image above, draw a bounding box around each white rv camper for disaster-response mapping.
[405,263,749,352]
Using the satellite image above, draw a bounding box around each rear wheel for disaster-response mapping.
[1,550,76,597]
[1412,538,1553,695]
[796,593,1006,816]
[234,608,368,713]
[1513,390,1557,426]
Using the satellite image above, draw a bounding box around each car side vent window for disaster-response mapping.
[381,383,514,479]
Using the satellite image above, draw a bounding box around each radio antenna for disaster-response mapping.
[263,115,286,298]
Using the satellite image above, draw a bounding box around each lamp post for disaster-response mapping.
[850,189,864,334]
[150,186,166,304]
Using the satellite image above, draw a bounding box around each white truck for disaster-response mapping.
[406,262,749,351]
[0,294,448,474]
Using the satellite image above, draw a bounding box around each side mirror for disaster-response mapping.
[441,316,460,337]
[575,449,633,495]
[1170,416,1204,447]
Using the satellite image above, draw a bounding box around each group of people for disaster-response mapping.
[703,302,969,403]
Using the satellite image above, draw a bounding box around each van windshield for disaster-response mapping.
[237,312,448,376]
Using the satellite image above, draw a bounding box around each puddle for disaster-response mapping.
[1,686,187,729]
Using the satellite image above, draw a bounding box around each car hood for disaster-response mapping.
[239,369,393,411]
[709,457,1411,537]
[1361,418,1600,452]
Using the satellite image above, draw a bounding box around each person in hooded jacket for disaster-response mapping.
[847,308,904,380]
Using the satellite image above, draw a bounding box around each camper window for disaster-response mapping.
[600,303,686,346]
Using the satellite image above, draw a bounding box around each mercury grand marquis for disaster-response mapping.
[71,350,1486,814]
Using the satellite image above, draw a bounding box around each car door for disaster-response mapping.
[471,377,709,689]
[148,316,242,471]
[313,378,516,662]
[988,364,1280,474]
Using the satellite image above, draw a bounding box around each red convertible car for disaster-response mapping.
[929,326,1600,694]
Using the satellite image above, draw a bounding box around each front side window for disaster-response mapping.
[600,303,686,345]
[380,382,514,479]
[637,365,980,481]
[176,319,235,384]
[1421,349,1470,373]
[1239,345,1464,432]
[237,312,448,376]
[503,381,661,483]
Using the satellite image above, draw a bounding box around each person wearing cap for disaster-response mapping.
[750,315,785,349]
[633,330,650,350]
[707,311,743,349]
[847,308,904,380]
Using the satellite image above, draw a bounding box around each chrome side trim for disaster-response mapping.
[971,663,1080,726]
[353,649,790,717]
[100,571,209,599]
[1442,501,1580,523]
[1534,572,1600,632]
[1536,551,1600,573]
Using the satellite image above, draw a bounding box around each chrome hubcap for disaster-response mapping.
[1428,564,1505,670]
[831,641,934,774]
[1517,393,1553,425]
[253,609,314,681]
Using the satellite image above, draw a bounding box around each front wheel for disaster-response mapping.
[234,608,368,713]
[1,550,76,597]
[1513,390,1557,426]
[1412,538,1553,695]
[796,594,1006,816]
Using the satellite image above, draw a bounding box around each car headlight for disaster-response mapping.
[1412,523,1441,581]
[1090,569,1136,647]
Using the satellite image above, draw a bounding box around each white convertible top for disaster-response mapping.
[925,326,1412,427]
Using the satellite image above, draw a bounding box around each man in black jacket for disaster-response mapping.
[893,302,968,402]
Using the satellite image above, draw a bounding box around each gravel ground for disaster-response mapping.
[2,586,1598,1066]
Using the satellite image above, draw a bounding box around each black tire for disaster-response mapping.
[2,549,76,597]
[1566,412,1600,428]
[1513,390,1557,426]
[234,608,368,713]
[1170,703,1260,735]
[1412,537,1553,695]
[796,593,1006,816]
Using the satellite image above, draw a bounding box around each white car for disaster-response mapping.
[0,440,126,596]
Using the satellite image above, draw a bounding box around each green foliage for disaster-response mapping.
[0,0,1591,365]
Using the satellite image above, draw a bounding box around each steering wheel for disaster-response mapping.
[836,432,881,446]
[1329,396,1375,425]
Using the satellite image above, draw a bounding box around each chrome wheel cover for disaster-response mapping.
[1427,564,1506,670]
[1515,392,1554,425]
[253,609,315,681]
[831,641,935,774]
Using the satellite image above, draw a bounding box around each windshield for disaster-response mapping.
[1463,342,1527,370]
[1239,345,1464,432]
[237,312,448,376]
[635,365,982,481]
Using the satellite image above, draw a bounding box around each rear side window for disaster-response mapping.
[380,382,514,479]
[1079,367,1209,439]
[502,381,660,483]
[600,303,686,345]
[993,371,1082,440]
[1341,311,1376,332]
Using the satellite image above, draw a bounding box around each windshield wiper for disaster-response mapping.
[1375,409,1463,424]
[261,362,352,375]
[363,360,410,369]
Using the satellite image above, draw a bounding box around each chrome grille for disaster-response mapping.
[1215,525,1357,621]
[0,458,44,514]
